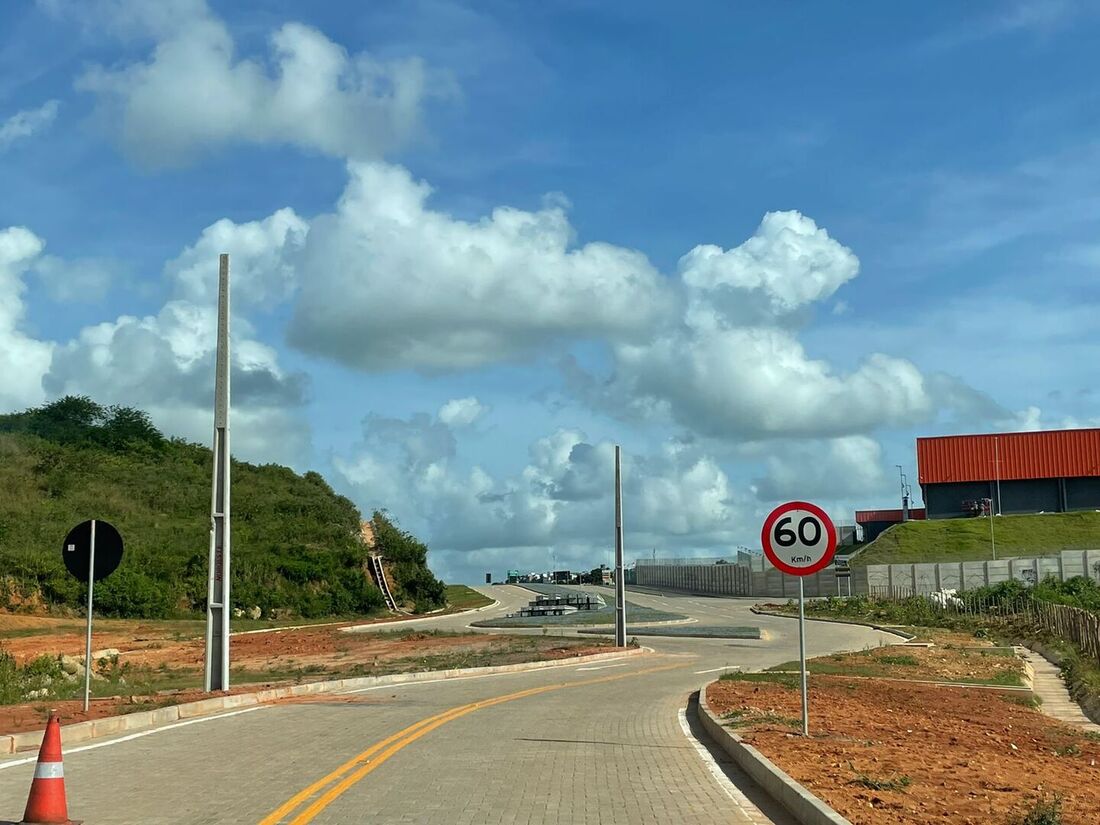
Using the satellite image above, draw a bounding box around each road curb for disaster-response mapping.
[750,607,915,641]
[2,646,645,754]
[698,684,852,825]
[339,599,501,633]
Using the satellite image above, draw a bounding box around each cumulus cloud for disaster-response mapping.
[43,300,310,464]
[562,211,935,440]
[334,411,747,573]
[679,211,859,325]
[753,435,888,502]
[165,207,308,308]
[0,227,53,410]
[288,161,673,370]
[438,397,488,428]
[0,100,59,151]
[72,0,447,166]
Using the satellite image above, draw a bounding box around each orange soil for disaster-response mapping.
[707,676,1100,825]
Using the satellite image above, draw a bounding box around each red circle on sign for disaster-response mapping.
[760,500,837,577]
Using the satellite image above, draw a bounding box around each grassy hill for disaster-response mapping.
[852,511,1100,567]
[0,397,445,619]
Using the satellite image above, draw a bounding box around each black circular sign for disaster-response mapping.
[62,520,124,583]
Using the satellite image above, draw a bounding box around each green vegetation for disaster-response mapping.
[721,708,801,729]
[443,584,493,611]
[0,397,446,619]
[1015,795,1063,825]
[850,772,911,792]
[719,671,801,690]
[852,511,1100,567]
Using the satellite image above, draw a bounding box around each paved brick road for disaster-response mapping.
[0,588,894,824]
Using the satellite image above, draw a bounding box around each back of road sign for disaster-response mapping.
[62,520,124,583]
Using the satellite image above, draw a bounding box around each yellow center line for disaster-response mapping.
[259,662,683,824]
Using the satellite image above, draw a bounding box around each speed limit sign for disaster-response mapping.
[761,500,838,738]
[761,501,837,576]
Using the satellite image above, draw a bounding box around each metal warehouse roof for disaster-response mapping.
[855,508,926,524]
[917,428,1100,484]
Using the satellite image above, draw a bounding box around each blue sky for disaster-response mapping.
[2,0,1098,582]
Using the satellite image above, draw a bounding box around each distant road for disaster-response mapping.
[0,586,895,824]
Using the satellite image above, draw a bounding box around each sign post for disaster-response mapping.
[761,501,837,736]
[62,519,124,712]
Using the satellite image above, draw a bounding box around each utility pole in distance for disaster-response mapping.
[614,446,626,647]
[205,254,231,692]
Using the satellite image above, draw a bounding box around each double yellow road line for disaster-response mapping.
[258,661,682,824]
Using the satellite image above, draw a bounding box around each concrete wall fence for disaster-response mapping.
[634,549,1100,600]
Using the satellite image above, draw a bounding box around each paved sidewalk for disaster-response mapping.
[1021,649,1100,733]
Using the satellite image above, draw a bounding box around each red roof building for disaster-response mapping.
[916,429,1100,519]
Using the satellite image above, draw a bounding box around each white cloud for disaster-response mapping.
[0,100,59,151]
[31,255,115,303]
[0,227,53,411]
[678,211,859,324]
[73,1,447,166]
[438,397,487,428]
[574,211,938,440]
[165,207,308,308]
[43,300,309,465]
[334,412,748,576]
[753,435,888,502]
[289,161,673,370]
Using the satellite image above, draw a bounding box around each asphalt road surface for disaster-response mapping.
[0,585,896,824]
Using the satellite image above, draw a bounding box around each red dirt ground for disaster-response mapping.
[708,676,1100,825]
[1,615,610,735]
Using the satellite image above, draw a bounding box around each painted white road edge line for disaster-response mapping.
[575,663,629,671]
[0,706,270,771]
[695,666,742,674]
[678,708,761,816]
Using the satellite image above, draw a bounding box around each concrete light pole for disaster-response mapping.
[614,445,626,648]
[204,254,231,692]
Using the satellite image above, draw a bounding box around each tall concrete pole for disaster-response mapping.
[614,445,626,647]
[205,254,231,692]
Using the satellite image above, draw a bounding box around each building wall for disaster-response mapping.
[1066,477,1100,511]
[999,478,1060,514]
[924,480,994,519]
[926,476,1100,518]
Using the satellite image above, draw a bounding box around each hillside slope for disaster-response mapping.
[0,397,445,618]
[852,511,1100,567]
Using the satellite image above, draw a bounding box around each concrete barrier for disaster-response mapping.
[698,686,852,825]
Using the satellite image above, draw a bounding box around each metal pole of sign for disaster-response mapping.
[614,445,626,648]
[798,576,809,736]
[83,519,96,713]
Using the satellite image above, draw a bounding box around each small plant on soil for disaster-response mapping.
[1015,795,1063,825]
[1000,694,1043,708]
[877,655,919,666]
[1053,743,1080,757]
[850,772,911,792]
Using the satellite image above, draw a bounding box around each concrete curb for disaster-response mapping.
[232,599,502,637]
[698,685,852,825]
[2,646,644,755]
[750,607,915,641]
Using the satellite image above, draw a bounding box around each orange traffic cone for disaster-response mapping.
[21,714,79,824]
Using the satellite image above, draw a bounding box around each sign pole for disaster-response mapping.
[83,519,96,713]
[798,575,808,736]
[614,445,626,647]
